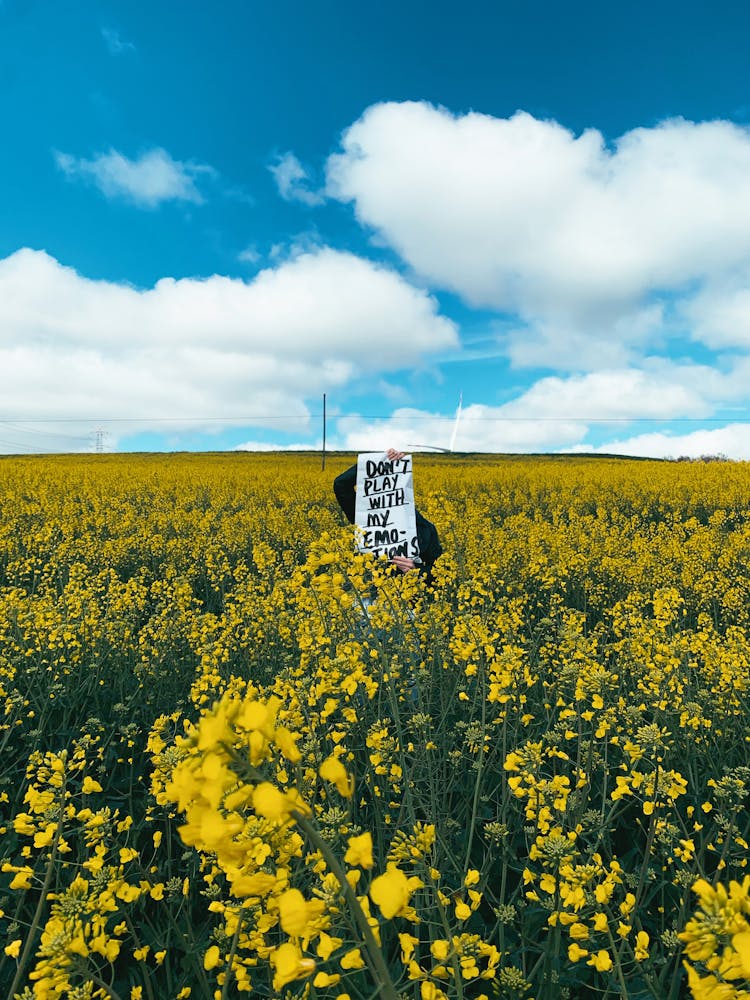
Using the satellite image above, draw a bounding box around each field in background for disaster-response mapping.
[1,452,749,999]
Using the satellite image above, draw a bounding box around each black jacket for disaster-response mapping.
[333,464,443,584]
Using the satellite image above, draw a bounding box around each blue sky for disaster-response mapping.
[3,0,750,457]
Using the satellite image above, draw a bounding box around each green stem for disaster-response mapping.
[606,923,631,1000]
[461,683,487,877]
[294,813,400,1000]
[88,970,126,1000]
[633,804,659,909]
[220,904,247,1000]
[711,805,740,884]
[123,911,156,1000]
[423,862,465,1000]
[7,773,67,999]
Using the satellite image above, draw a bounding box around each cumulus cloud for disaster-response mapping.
[0,247,457,451]
[499,368,710,420]
[327,102,750,366]
[54,147,216,207]
[572,424,749,460]
[336,405,587,453]
[333,363,744,455]
[504,304,667,370]
[681,272,750,350]
[270,152,325,206]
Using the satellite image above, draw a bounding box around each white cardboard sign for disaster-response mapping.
[354,452,420,561]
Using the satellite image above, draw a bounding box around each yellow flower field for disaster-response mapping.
[1,452,749,999]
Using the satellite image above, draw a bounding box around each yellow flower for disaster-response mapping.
[340,947,365,970]
[431,939,450,961]
[634,931,650,961]
[204,945,221,970]
[4,939,21,959]
[313,972,342,987]
[270,941,316,990]
[421,982,447,1000]
[33,823,57,848]
[278,888,325,938]
[317,932,343,960]
[13,814,35,836]
[274,725,302,763]
[370,863,411,919]
[252,782,310,821]
[116,883,142,903]
[587,949,613,972]
[319,756,354,798]
[229,871,278,898]
[568,943,589,962]
[540,873,556,894]
[344,831,374,869]
[731,930,750,977]
[399,933,419,962]
[82,776,103,794]
[7,867,33,890]
[592,912,608,933]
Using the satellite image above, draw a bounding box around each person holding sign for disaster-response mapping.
[333,448,442,584]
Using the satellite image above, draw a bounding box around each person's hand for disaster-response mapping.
[387,448,405,461]
[391,555,416,573]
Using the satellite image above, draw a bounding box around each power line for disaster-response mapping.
[0,436,61,452]
[0,414,312,424]
[2,414,750,425]
[0,421,91,442]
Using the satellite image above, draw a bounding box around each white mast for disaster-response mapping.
[449,392,463,453]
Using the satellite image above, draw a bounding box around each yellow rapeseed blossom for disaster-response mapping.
[319,755,354,798]
[370,864,416,919]
[278,888,326,938]
[6,453,750,999]
[345,831,374,869]
[4,939,21,959]
[270,941,316,990]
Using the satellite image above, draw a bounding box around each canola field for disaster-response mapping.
[1,451,749,1000]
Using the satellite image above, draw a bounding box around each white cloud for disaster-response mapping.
[499,368,709,420]
[336,405,588,453]
[54,147,216,208]
[682,272,750,349]
[101,27,135,54]
[327,102,750,366]
[234,440,318,452]
[572,424,749,460]
[270,152,325,206]
[504,304,666,371]
[332,363,745,454]
[0,247,457,452]
[238,245,261,265]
